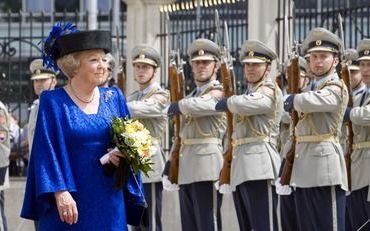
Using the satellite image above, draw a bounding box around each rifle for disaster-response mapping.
[115,26,126,94]
[280,41,300,185]
[215,10,236,186]
[337,13,352,189]
[168,35,185,184]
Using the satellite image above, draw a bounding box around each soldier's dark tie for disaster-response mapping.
[360,90,368,106]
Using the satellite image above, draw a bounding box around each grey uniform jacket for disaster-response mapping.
[127,83,170,183]
[227,78,283,190]
[177,80,226,185]
[28,99,39,154]
[280,89,291,157]
[284,74,349,190]
[349,87,370,195]
[0,101,10,190]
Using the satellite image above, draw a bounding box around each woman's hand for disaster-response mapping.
[100,147,125,167]
[107,148,125,166]
[54,191,78,225]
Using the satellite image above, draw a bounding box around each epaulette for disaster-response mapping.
[154,87,169,96]
[152,87,170,100]
[208,80,223,91]
[262,78,276,90]
[254,78,275,94]
[321,78,343,89]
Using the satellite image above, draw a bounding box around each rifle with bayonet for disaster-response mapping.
[115,27,126,94]
[337,13,352,189]
[280,41,300,185]
[215,10,236,186]
[168,35,186,184]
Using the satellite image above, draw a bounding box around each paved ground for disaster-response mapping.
[5,178,239,231]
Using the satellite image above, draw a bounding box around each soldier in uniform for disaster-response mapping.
[28,59,58,155]
[346,48,367,98]
[340,49,365,150]
[0,100,10,231]
[283,27,349,230]
[216,40,282,231]
[344,39,370,230]
[100,53,115,88]
[167,38,226,231]
[127,45,169,231]
[278,56,309,231]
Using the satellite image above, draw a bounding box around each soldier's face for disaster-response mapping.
[133,63,156,85]
[299,74,310,90]
[191,60,218,84]
[75,49,106,85]
[244,62,270,83]
[359,60,370,85]
[33,77,57,96]
[350,70,362,88]
[309,51,338,77]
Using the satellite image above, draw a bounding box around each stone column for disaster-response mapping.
[248,0,280,77]
[86,0,98,30]
[123,0,174,95]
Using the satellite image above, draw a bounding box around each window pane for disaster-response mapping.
[55,0,79,11]
[27,0,52,12]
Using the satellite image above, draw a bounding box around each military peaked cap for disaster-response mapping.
[240,40,277,64]
[187,38,220,61]
[131,45,161,68]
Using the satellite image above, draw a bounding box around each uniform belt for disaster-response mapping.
[352,141,370,150]
[232,136,277,147]
[181,137,221,145]
[296,133,338,143]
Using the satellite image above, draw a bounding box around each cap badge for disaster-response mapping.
[139,54,146,59]
[198,49,205,56]
[248,51,254,57]
[35,69,41,75]
[364,50,369,55]
[315,40,322,46]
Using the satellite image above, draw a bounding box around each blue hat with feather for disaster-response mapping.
[42,22,111,71]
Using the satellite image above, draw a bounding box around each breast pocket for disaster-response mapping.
[194,144,222,156]
[240,143,265,155]
[311,143,336,157]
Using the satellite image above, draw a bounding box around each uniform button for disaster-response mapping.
[295,155,299,158]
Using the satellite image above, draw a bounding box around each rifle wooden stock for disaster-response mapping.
[219,62,235,185]
[280,56,300,185]
[116,71,126,94]
[341,64,353,190]
[168,62,185,184]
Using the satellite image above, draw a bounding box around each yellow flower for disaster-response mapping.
[125,124,136,133]
[132,120,144,130]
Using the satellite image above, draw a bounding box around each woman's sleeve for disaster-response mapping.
[21,91,76,220]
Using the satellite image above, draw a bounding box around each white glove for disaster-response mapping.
[99,147,120,165]
[214,181,233,194]
[162,175,179,191]
[275,178,292,195]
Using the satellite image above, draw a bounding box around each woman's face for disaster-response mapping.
[74,49,106,85]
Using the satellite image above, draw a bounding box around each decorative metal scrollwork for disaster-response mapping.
[0,38,42,58]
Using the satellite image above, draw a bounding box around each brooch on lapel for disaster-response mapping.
[104,90,114,102]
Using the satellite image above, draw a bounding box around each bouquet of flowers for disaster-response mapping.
[112,117,154,188]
